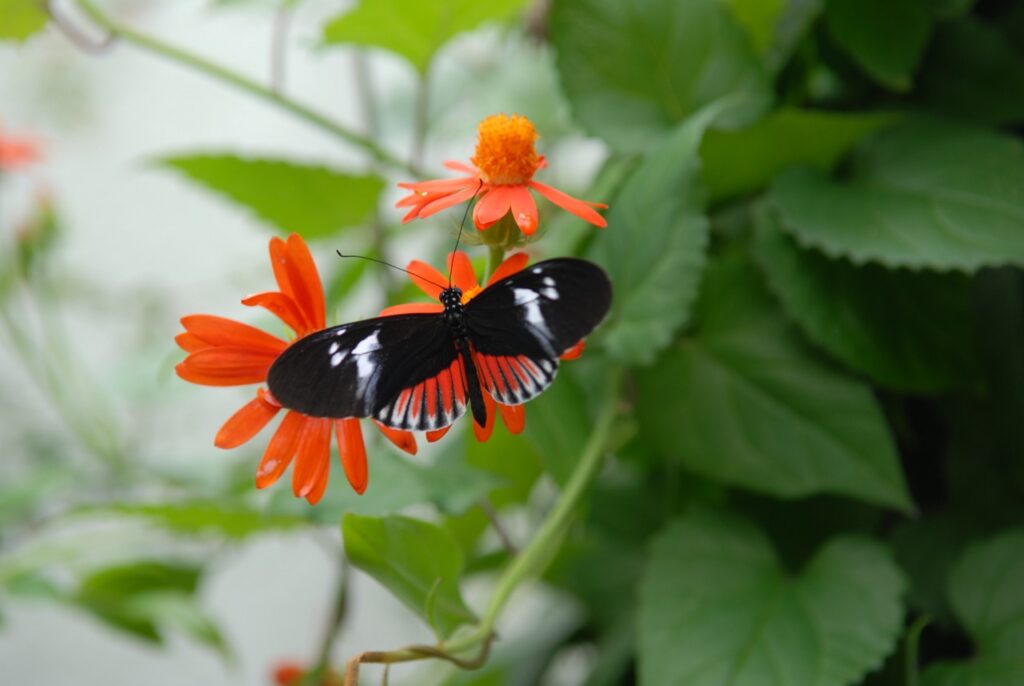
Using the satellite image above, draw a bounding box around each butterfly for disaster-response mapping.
[267,258,612,431]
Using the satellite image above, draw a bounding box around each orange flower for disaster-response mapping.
[397,114,607,235]
[175,234,417,501]
[381,250,586,442]
[0,123,42,172]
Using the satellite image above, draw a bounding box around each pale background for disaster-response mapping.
[0,1,600,683]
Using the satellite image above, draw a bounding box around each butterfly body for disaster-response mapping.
[267,258,611,432]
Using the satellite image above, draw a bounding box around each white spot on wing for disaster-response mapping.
[353,330,380,355]
[328,342,340,355]
[334,327,347,337]
[523,299,551,339]
[331,352,344,367]
[514,288,538,305]
[543,277,555,287]
[542,287,559,300]
[357,355,376,380]
[532,267,542,274]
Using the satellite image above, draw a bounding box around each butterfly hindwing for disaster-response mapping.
[267,314,461,425]
[465,258,612,405]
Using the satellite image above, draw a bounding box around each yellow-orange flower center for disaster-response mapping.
[470,114,540,185]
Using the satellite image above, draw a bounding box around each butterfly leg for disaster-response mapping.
[456,339,488,430]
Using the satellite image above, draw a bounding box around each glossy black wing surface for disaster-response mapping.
[267,314,468,431]
[464,258,612,405]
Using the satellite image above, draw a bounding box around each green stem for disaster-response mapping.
[487,245,505,282]
[343,367,621,682]
[905,615,930,686]
[446,366,621,655]
[71,0,418,176]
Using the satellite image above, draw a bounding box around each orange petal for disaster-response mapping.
[242,291,307,336]
[374,420,418,455]
[417,183,482,219]
[426,426,451,442]
[175,332,208,353]
[447,251,479,292]
[380,302,443,317]
[256,411,306,488]
[560,340,586,361]
[443,160,478,174]
[292,417,332,499]
[509,186,539,235]
[215,392,281,449]
[176,347,278,386]
[528,181,608,228]
[180,315,287,354]
[487,252,529,286]
[304,444,331,505]
[284,234,326,331]
[337,419,368,494]
[473,186,514,228]
[406,259,447,300]
[397,176,477,193]
[472,393,497,443]
[498,403,526,434]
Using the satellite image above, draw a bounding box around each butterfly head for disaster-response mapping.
[440,287,464,310]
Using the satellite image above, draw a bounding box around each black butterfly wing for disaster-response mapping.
[465,258,612,406]
[267,314,469,431]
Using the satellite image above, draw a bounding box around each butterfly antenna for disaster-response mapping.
[447,179,484,286]
[336,251,446,290]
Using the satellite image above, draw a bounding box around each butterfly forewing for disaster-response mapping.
[465,258,612,405]
[267,314,461,424]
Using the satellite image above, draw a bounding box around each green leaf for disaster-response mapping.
[91,502,308,540]
[753,208,978,393]
[73,562,226,656]
[0,0,47,42]
[636,255,911,509]
[700,108,898,204]
[639,510,906,686]
[923,530,1024,686]
[824,0,931,91]
[523,368,591,486]
[590,104,729,366]
[160,155,384,238]
[770,119,1024,272]
[273,448,500,521]
[551,0,771,152]
[920,17,1024,127]
[724,0,785,55]
[343,513,475,637]
[322,0,527,73]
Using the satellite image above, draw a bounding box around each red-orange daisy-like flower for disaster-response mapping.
[396,114,607,236]
[0,123,42,172]
[381,250,586,442]
[175,234,417,501]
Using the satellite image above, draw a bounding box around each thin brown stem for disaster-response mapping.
[308,554,350,684]
[343,633,493,686]
[269,4,291,93]
[410,62,432,172]
[479,497,517,554]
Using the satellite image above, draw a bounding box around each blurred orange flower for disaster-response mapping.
[175,234,416,501]
[397,114,607,235]
[0,123,42,171]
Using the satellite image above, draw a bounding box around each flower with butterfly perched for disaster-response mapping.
[174,233,418,501]
[396,114,607,236]
[378,250,586,443]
